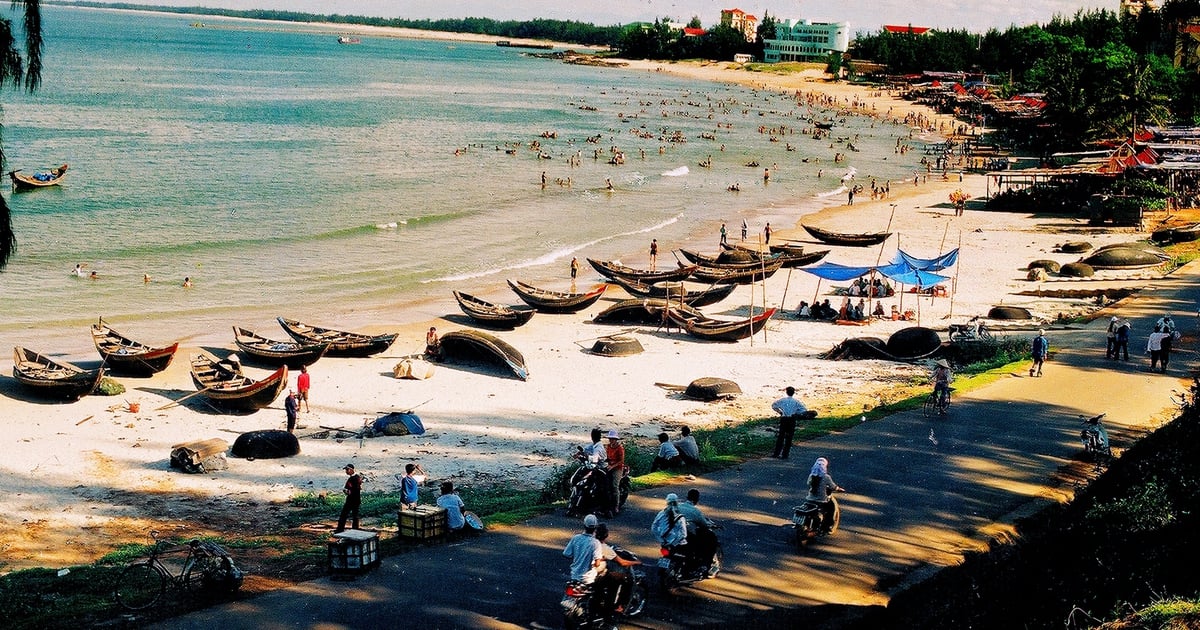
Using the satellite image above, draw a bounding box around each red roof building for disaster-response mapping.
[883,25,931,35]
[721,8,759,42]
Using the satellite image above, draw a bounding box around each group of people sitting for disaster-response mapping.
[797,297,892,322]
[847,276,894,297]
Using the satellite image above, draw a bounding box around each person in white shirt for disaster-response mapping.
[771,386,809,459]
[436,481,466,531]
[650,432,681,472]
[563,514,603,584]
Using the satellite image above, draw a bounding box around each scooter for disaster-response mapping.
[1080,413,1111,463]
[561,546,647,630]
[565,447,630,518]
[793,494,841,549]
[657,525,723,591]
[949,316,992,342]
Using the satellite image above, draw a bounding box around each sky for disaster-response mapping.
[93,0,1118,34]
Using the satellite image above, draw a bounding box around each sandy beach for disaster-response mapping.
[0,45,1160,573]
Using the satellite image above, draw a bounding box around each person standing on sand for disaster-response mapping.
[720,223,728,246]
[541,171,547,189]
[570,257,579,280]
[649,239,658,271]
[764,222,772,244]
[335,464,363,533]
[284,389,298,434]
[297,365,311,412]
[741,219,748,240]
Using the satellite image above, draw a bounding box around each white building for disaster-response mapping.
[763,19,850,63]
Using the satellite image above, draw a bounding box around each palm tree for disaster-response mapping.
[0,1,44,270]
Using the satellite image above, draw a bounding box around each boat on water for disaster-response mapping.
[606,275,736,308]
[91,317,179,376]
[440,330,528,381]
[665,307,777,342]
[9,163,67,191]
[232,326,328,368]
[802,224,892,247]
[11,346,106,401]
[587,258,697,283]
[452,290,535,329]
[336,36,361,44]
[189,352,288,411]
[507,280,607,314]
[276,317,397,357]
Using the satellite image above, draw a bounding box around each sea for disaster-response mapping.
[0,6,934,352]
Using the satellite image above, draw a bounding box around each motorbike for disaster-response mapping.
[792,494,841,549]
[1080,413,1112,463]
[949,316,992,342]
[565,447,630,518]
[657,524,723,591]
[561,546,647,630]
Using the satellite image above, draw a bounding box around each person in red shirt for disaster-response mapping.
[297,365,311,412]
[604,429,625,515]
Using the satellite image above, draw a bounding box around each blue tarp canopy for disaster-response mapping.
[893,248,959,271]
[800,248,956,287]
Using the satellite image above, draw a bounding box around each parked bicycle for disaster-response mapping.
[114,531,243,610]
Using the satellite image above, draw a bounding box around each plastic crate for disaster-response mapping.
[328,529,379,573]
[397,505,447,540]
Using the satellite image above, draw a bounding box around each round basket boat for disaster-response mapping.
[1081,247,1164,270]
[988,305,1033,320]
[231,429,300,459]
[1058,241,1093,253]
[590,335,644,357]
[1026,259,1061,273]
[1059,261,1095,277]
[717,250,756,264]
[884,326,942,359]
[683,377,742,401]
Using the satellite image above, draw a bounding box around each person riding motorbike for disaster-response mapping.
[676,489,717,576]
[563,514,603,586]
[805,457,844,534]
[592,523,640,619]
[651,493,688,548]
[573,428,613,517]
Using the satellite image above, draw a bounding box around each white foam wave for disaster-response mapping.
[661,166,689,177]
[817,185,848,198]
[424,214,683,284]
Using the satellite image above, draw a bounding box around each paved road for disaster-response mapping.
[156,266,1199,629]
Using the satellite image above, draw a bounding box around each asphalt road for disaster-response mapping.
[154,265,1199,630]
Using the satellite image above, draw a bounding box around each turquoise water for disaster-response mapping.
[1,7,927,349]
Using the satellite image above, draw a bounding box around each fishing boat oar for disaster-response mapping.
[155,386,214,411]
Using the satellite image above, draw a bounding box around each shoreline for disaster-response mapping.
[0,27,1161,572]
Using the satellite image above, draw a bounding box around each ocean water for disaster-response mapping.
[1,6,929,351]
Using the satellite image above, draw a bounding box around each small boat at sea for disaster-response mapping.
[666,307,777,342]
[452,291,535,329]
[91,317,179,376]
[440,330,529,381]
[11,346,105,401]
[232,326,328,368]
[507,280,607,313]
[276,317,397,357]
[9,163,67,191]
[802,224,892,247]
[587,258,697,283]
[336,36,361,44]
[687,258,784,284]
[606,275,736,308]
[189,352,288,410]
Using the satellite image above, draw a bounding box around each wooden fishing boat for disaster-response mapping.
[507,280,607,313]
[587,258,697,283]
[677,248,761,267]
[666,307,777,342]
[687,258,784,284]
[593,299,703,325]
[11,346,105,401]
[802,224,892,247]
[276,317,397,357]
[440,330,529,381]
[9,163,67,191]
[727,242,830,268]
[189,352,288,410]
[607,276,736,308]
[233,326,328,368]
[452,291,535,329]
[90,317,178,376]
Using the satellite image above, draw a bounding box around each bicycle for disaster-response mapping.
[923,388,951,417]
[114,531,243,610]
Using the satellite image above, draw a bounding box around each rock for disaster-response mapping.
[1060,262,1096,277]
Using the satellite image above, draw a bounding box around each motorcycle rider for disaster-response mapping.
[651,493,688,551]
[592,523,639,619]
[575,428,612,517]
[604,429,625,515]
[805,457,844,534]
[563,514,603,586]
[676,488,717,576]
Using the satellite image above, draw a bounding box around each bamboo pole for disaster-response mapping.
[948,230,964,320]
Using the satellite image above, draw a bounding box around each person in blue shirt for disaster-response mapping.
[400,463,423,509]
[1030,329,1049,377]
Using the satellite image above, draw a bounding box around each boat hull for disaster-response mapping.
[12,347,105,401]
[190,353,288,410]
[277,317,396,357]
[453,291,535,329]
[233,326,328,368]
[507,280,606,314]
[802,224,891,247]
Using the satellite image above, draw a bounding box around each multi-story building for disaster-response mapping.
[720,8,759,42]
[762,19,850,63]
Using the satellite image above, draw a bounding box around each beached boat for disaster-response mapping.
[232,326,328,368]
[606,275,736,308]
[587,258,697,283]
[687,258,784,284]
[90,317,178,376]
[9,163,67,191]
[593,298,703,325]
[189,352,288,410]
[11,346,105,401]
[677,248,762,267]
[666,307,777,342]
[452,291,535,329]
[802,224,892,247]
[507,280,607,313]
[276,317,397,357]
[727,242,830,268]
[440,330,529,381]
